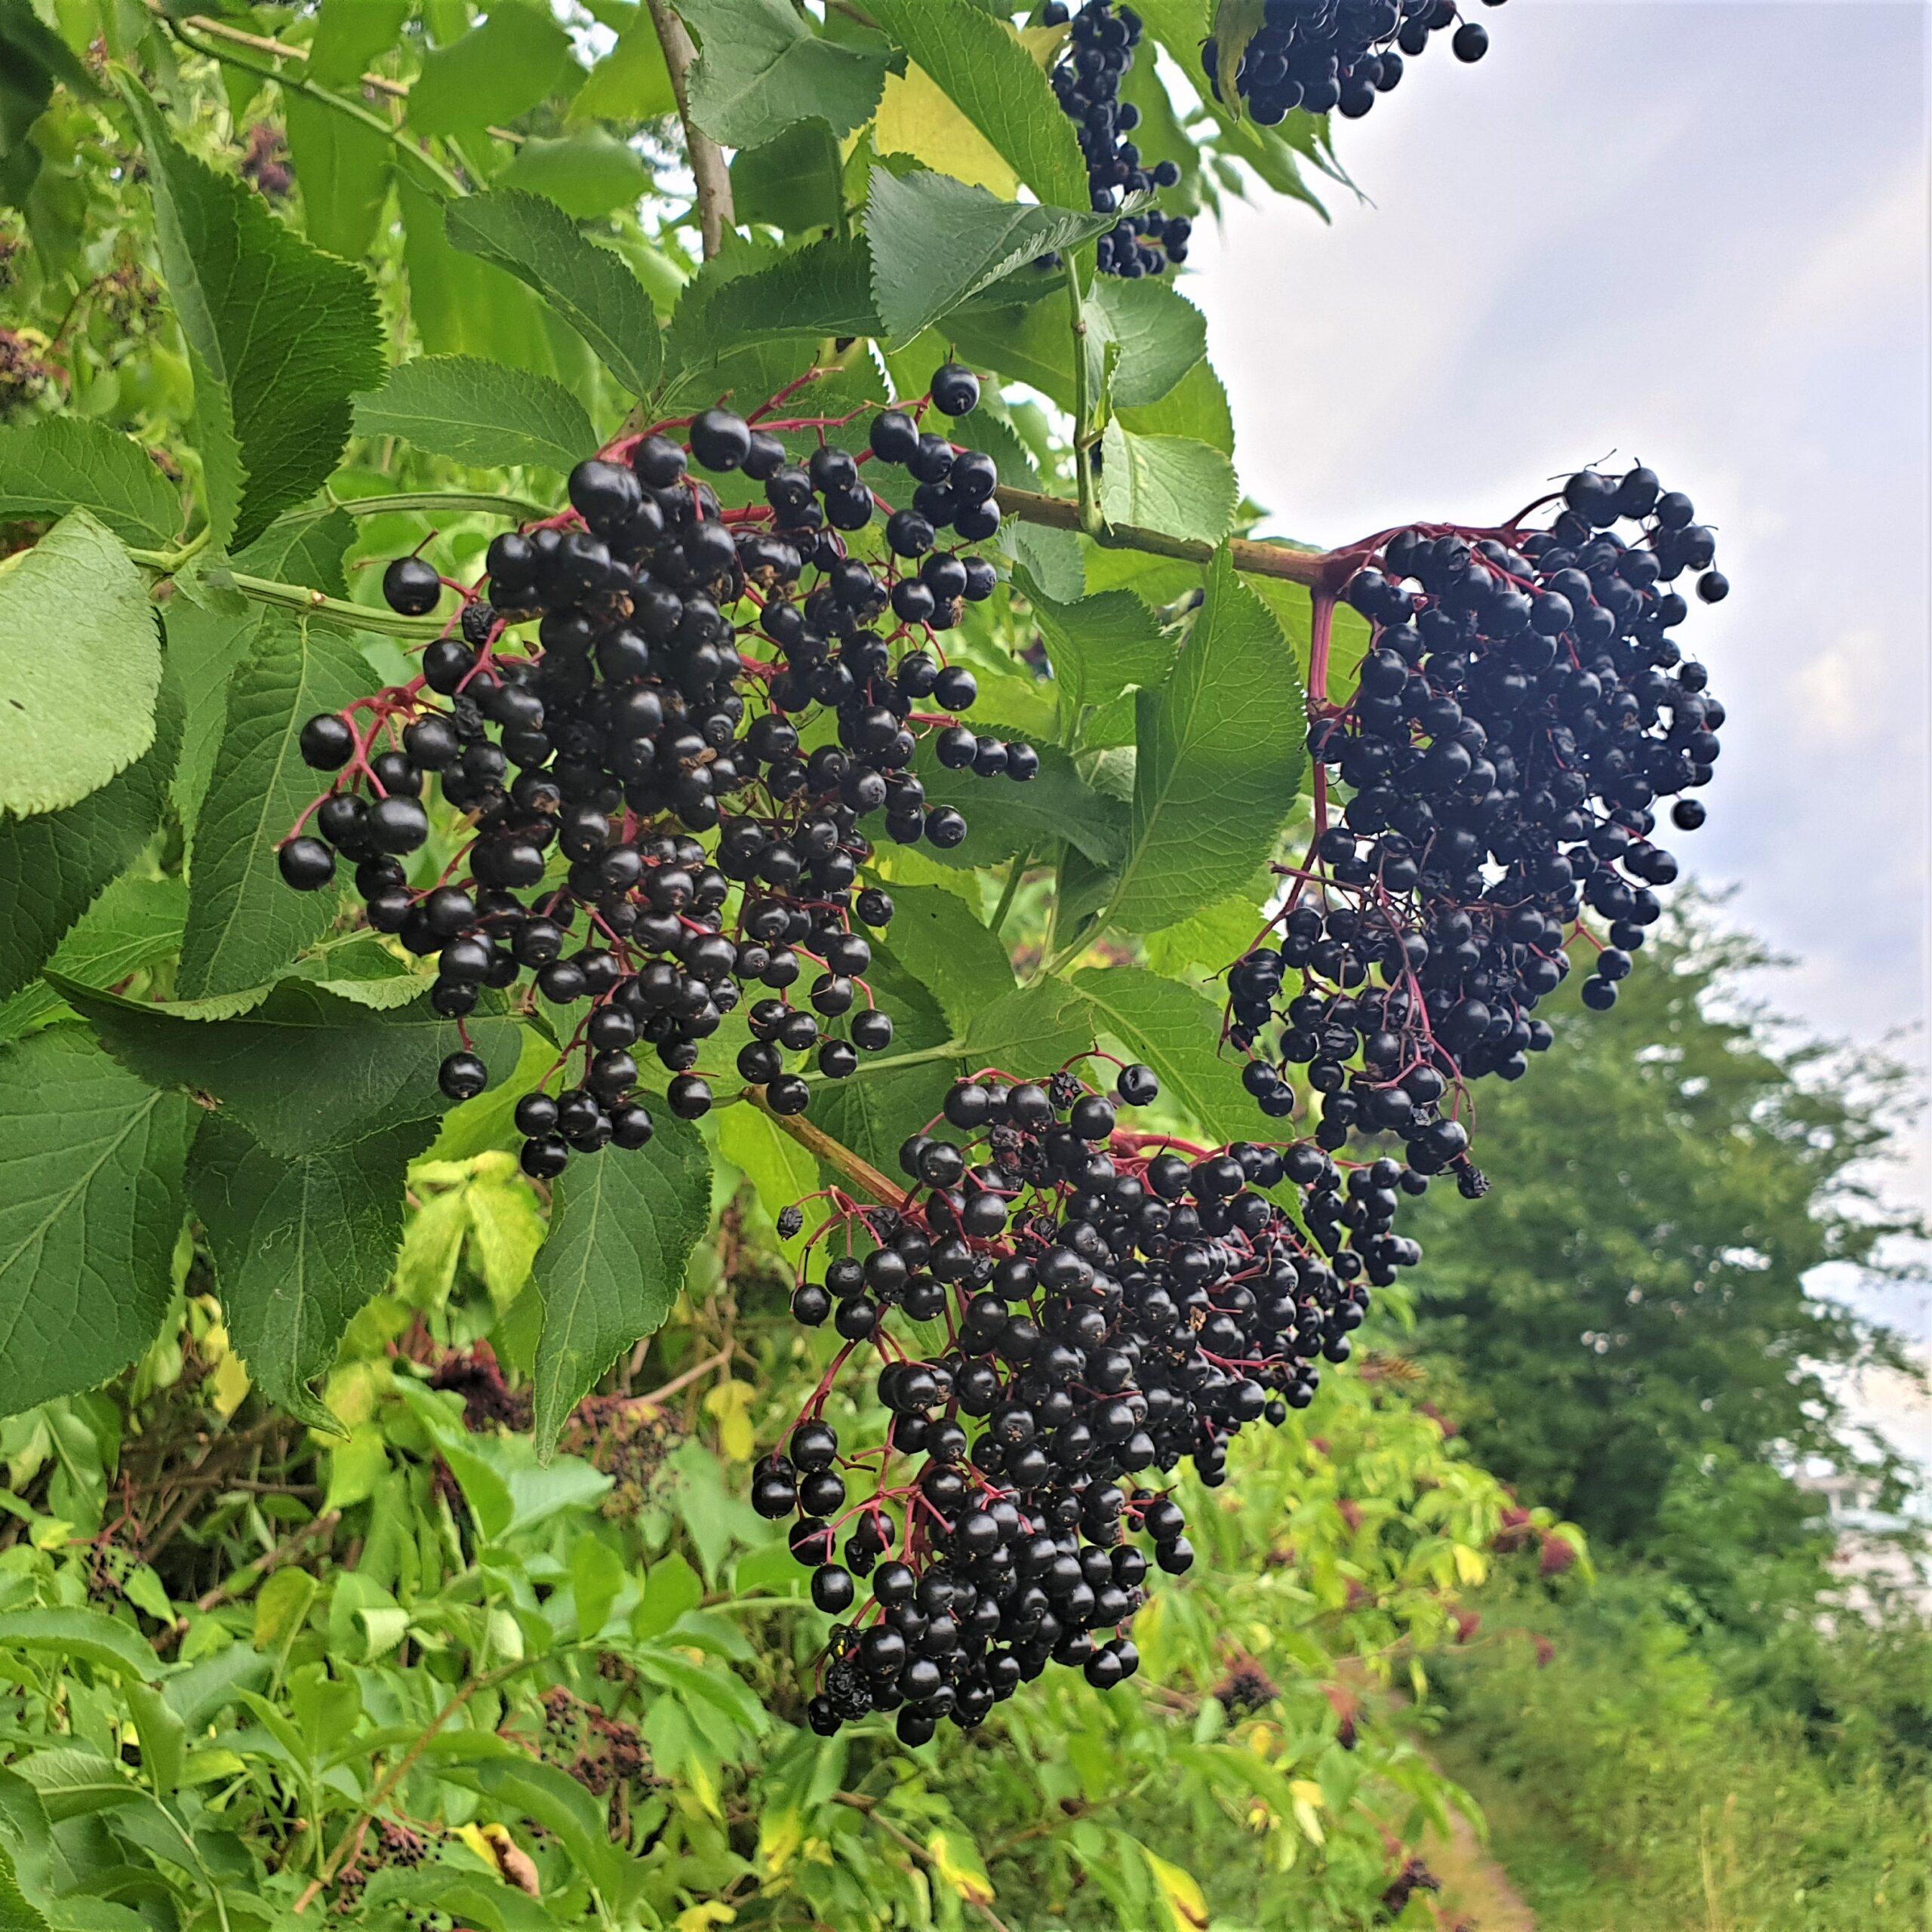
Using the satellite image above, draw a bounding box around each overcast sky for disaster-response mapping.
[1186,0,1930,1463]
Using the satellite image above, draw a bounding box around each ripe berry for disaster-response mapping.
[690,408,752,472]
[929,364,980,417]
[383,555,441,616]
[438,1051,489,1102]
[300,713,354,770]
[278,837,335,891]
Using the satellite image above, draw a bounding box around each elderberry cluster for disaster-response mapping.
[1226,464,1726,1179]
[1043,1,1192,277]
[276,366,1039,1178]
[753,1063,1426,1746]
[1206,0,1501,125]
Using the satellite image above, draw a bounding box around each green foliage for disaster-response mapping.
[0,512,162,817]
[681,0,891,150]
[1429,1575,1930,1932]
[865,0,1090,208]
[1109,547,1304,935]
[443,190,665,397]
[531,1114,712,1452]
[0,419,180,547]
[352,356,595,473]
[0,1029,192,1414]
[177,614,375,998]
[188,1114,438,1429]
[120,79,383,549]
[0,11,1910,1929]
[864,168,1122,340]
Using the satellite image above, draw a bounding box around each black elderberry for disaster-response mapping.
[1229,459,1722,1195]
[277,837,335,891]
[771,1060,1412,1743]
[300,713,354,770]
[383,555,441,616]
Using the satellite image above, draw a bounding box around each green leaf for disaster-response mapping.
[532,1119,712,1453]
[573,17,677,122]
[0,420,180,547]
[443,1758,644,1907]
[1098,423,1238,545]
[122,1682,186,1795]
[407,2,574,136]
[0,876,187,1046]
[0,1030,192,1418]
[189,1113,436,1432]
[866,169,1124,341]
[962,979,1095,1078]
[285,94,391,261]
[8,1749,138,1823]
[914,737,1130,872]
[0,674,180,1002]
[288,932,438,1011]
[864,0,1088,209]
[1070,965,1257,1146]
[1088,275,1207,411]
[170,509,358,844]
[500,131,651,219]
[1118,354,1234,456]
[0,1609,160,1683]
[731,122,843,235]
[0,513,162,819]
[51,979,526,1158]
[306,0,411,85]
[1250,573,1370,707]
[679,0,890,150]
[177,614,374,1000]
[120,78,384,551]
[445,189,664,398]
[1025,583,1174,713]
[870,884,1014,1040]
[712,1105,815,1247]
[352,355,595,472]
[667,238,881,377]
[1108,546,1304,934]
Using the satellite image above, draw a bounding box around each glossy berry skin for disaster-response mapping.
[278,386,1032,1186]
[438,1051,489,1101]
[300,713,354,770]
[929,365,980,417]
[772,1070,1392,1746]
[690,408,752,472]
[278,837,335,891]
[383,555,441,616]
